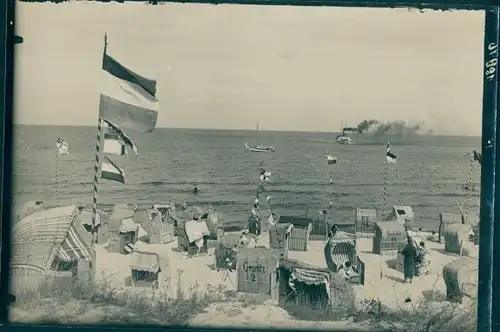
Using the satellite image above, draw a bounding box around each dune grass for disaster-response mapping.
[10,270,476,332]
[11,269,234,325]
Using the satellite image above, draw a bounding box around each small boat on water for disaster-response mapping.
[335,122,353,144]
[245,122,275,152]
[245,142,275,152]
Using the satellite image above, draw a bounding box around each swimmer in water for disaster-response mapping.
[193,184,199,194]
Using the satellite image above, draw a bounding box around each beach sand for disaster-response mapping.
[95,234,478,310]
[95,241,237,298]
[10,234,478,328]
[288,236,477,309]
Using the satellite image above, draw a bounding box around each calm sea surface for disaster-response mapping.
[12,125,481,229]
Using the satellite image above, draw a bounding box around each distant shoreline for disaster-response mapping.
[11,124,482,137]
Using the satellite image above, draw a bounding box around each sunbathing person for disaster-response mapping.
[338,261,358,281]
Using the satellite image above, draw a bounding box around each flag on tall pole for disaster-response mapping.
[327,155,337,165]
[103,130,128,156]
[323,153,336,238]
[56,137,69,155]
[386,142,397,164]
[99,47,159,133]
[101,156,126,184]
[473,149,482,165]
[382,140,396,218]
[55,137,69,205]
[102,119,138,156]
[248,167,274,235]
[89,35,160,282]
[464,147,479,223]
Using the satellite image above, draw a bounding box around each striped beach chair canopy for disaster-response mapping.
[130,250,161,273]
[12,204,92,271]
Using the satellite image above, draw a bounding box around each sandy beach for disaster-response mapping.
[93,233,477,311]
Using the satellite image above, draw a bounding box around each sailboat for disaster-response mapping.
[335,121,352,144]
[245,122,275,152]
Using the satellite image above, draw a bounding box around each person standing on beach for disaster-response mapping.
[401,236,417,283]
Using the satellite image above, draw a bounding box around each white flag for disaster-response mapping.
[56,137,69,155]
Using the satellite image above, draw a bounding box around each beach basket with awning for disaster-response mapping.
[11,204,94,294]
[130,250,161,288]
[108,207,139,254]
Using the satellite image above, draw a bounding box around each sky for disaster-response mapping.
[15,3,485,135]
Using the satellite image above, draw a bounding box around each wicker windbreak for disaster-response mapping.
[12,205,82,271]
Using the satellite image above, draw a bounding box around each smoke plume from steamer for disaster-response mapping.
[352,119,426,136]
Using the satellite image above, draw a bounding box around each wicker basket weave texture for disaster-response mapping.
[11,205,79,271]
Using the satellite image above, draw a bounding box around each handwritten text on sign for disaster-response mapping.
[485,43,498,82]
[243,262,266,282]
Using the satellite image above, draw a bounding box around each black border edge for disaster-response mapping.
[0,0,14,325]
[1,2,499,332]
[13,0,495,10]
[479,6,499,332]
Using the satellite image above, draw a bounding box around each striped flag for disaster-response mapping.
[101,156,125,184]
[56,137,69,155]
[99,52,159,133]
[103,129,127,156]
[259,168,271,182]
[102,119,138,156]
[386,142,397,164]
[327,155,337,165]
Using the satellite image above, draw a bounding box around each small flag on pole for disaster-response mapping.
[259,168,271,182]
[99,52,159,133]
[102,119,138,155]
[56,137,69,155]
[386,142,397,164]
[101,156,125,183]
[103,130,127,156]
[473,149,482,165]
[327,155,337,165]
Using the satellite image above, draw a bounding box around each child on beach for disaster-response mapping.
[415,241,430,276]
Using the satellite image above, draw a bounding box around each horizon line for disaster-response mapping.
[12,123,481,137]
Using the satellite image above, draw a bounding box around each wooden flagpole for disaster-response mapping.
[324,152,330,239]
[464,146,475,223]
[55,142,59,205]
[89,33,107,281]
[382,139,390,219]
[380,140,390,279]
